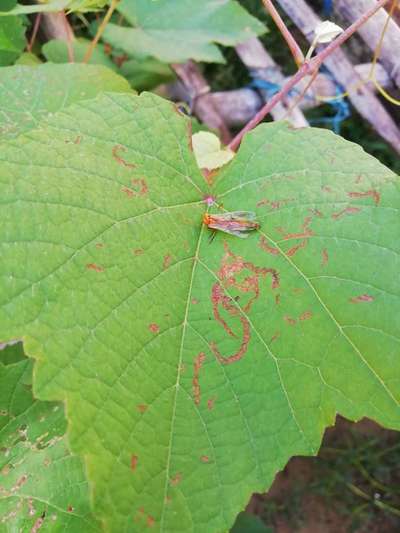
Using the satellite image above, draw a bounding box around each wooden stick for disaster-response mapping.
[228,0,399,153]
[167,62,391,127]
[276,0,400,154]
[172,61,231,144]
[335,0,400,88]
[235,37,308,127]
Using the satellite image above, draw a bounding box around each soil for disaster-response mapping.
[244,417,400,532]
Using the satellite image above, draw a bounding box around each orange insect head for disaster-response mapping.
[203,213,212,225]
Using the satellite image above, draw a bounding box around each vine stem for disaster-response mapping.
[83,0,119,64]
[228,0,390,152]
[262,0,304,65]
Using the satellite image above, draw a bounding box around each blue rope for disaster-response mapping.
[248,67,350,134]
[310,67,351,134]
[323,0,333,16]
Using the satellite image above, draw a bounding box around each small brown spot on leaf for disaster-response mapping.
[133,248,144,256]
[170,473,182,486]
[95,243,105,249]
[332,207,361,220]
[322,248,329,267]
[348,190,380,206]
[200,455,210,463]
[148,323,159,334]
[130,454,138,471]
[147,516,155,528]
[191,298,199,305]
[349,294,374,304]
[284,315,297,326]
[207,397,216,410]
[270,331,280,343]
[299,310,313,321]
[112,145,136,169]
[309,208,323,217]
[31,515,45,533]
[67,506,73,513]
[163,254,172,270]
[275,294,280,305]
[192,352,206,405]
[256,198,269,207]
[322,185,333,193]
[137,404,148,413]
[121,186,134,198]
[86,263,104,273]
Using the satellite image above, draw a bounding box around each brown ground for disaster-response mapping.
[244,417,400,533]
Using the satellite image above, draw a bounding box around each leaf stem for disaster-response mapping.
[229,0,390,151]
[83,0,119,64]
[261,0,304,65]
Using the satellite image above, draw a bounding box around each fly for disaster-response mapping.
[203,211,260,240]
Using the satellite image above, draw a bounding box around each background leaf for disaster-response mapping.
[102,0,267,63]
[42,38,117,70]
[0,16,26,66]
[0,0,107,15]
[0,356,99,531]
[0,92,399,532]
[0,63,131,139]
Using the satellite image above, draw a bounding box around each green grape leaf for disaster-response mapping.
[0,63,131,139]
[0,0,18,13]
[0,358,99,531]
[0,92,399,532]
[120,57,175,92]
[0,15,26,66]
[42,38,117,70]
[102,0,266,63]
[15,52,43,66]
[0,0,107,15]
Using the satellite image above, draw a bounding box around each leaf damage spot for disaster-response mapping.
[284,315,297,326]
[137,404,148,413]
[170,473,182,486]
[281,216,314,240]
[31,514,45,533]
[133,248,144,256]
[191,298,199,305]
[309,208,323,217]
[130,454,138,471]
[67,505,74,513]
[192,352,206,406]
[147,516,155,528]
[299,310,313,321]
[121,179,148,198]
[112,144,136,169]
[332,207,361,220]
[287,239,307,257]
[86,263,104,273]
[207,397,216,410]
[200,455,210,463]
[270,331,280,343]
[321,248,329,267]
[148,323,159,334]
[163,254,172,270]
[95,243,105,249]
[348,190,380,206]
[210,243,279,365]
[349,294,374,303]
[259,237,280,256]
